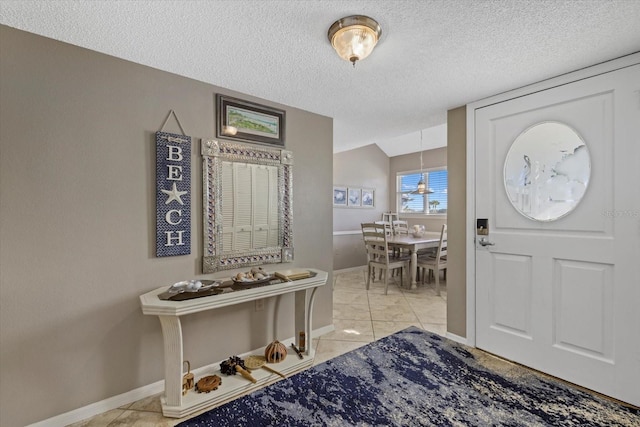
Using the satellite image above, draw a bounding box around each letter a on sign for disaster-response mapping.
[156,131,191,256]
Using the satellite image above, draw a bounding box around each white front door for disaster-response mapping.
[474,63,640,406]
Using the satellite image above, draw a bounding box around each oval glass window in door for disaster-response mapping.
[503,121,591,221]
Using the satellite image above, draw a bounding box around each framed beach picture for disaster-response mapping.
[348,188,361,207]
[216,94,285,146]
[361,188,374,208]
[333,186,347,206]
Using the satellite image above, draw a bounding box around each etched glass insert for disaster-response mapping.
[504,122,590,221]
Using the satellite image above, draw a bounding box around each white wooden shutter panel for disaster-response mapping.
[234,163,253,251]
[268,166,279,247]
[253,165,270,248]
[221,161,234,251]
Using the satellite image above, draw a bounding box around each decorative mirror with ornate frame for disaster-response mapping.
[504,121,591,222]
[202,139,293,273]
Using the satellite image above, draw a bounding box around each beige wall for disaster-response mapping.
[389,147,448,232]
[333,144,389,270]
[0,26,333,426]
[333,144,390,230]
[445,107,467,337]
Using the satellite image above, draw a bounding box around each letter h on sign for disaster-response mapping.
[156,131,191,256]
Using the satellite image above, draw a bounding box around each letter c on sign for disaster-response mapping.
[166,209,183,225]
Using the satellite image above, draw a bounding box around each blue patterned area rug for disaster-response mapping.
[179,327,639,426]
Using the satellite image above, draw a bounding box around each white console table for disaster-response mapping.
[139,269,327,418]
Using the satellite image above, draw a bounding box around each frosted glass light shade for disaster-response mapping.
[328,16,382,66]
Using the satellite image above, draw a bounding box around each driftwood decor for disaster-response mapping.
[220,356,256,383]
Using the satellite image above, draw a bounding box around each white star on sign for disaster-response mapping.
[162,182,188,205]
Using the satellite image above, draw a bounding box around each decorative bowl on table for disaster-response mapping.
[411,225,426,238]
[158,280,223,300]
[231,267,273,289]
[167,280,219,294]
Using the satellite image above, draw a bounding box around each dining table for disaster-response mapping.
[387,232,442,289]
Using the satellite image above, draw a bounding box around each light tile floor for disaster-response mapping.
[68,268,446,426]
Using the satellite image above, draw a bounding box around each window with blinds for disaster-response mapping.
[397,168,448,215]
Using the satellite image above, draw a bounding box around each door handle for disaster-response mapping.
[478,237,495,247]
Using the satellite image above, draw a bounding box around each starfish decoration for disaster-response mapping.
[162,182,188,205]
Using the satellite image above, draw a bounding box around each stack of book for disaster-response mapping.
[274,269,311,281]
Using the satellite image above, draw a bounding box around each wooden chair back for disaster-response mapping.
[361,222,408,294]
[392,220,409,235]
[437,223,447,260]
[362,222,390,263]
[374,220,393,236]
[416,223,447,295]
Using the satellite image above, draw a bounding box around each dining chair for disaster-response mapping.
[390,220,410,261]
[361,222,409,295]
[374,220,393,236]
[416,224,447,296]
[381,212,398,224]
[364,222,391,279]
[392,220,409,235]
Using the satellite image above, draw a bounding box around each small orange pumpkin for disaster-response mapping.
[264,340,287,363]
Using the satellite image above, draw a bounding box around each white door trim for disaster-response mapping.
[465,52,640,348]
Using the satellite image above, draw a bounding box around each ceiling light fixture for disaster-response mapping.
[328,15,382,67]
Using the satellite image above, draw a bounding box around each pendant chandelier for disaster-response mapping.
[412,130,433,195]
[328,15,382,67]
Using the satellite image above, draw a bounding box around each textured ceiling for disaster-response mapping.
[2,1,639,157]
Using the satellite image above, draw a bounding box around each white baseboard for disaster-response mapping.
[27,324,337,427]
[26,380,165,427]
[332,230,361,236]
[312,323,336,338]
[446,332,468,346]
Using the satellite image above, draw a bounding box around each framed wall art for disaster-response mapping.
[361,188,375,208]
[333,186,347,206]
[216,94,285,147]
[348,188,361,207]
[334,186,375,208]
